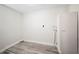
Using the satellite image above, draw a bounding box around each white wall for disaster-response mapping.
[0,5,22,52]
[23,5,68,46]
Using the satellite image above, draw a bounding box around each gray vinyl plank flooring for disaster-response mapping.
[2,41,59,54]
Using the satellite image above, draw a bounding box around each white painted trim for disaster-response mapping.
[23,39,54,46]
[0,40,23,53]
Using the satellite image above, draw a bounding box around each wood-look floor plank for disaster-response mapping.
[2,41,59,54]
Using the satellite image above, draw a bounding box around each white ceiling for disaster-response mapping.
[5,4,69,14]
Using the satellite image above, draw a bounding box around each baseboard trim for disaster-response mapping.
[0,40,23,53]
[23,40,55,46]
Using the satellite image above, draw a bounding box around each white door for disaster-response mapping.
[57,12,77,54]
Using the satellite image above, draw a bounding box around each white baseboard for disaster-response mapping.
[23,39,55,46]
[0,39,23,53]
